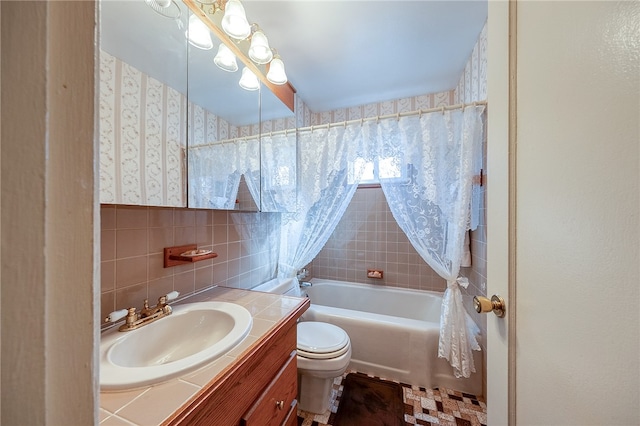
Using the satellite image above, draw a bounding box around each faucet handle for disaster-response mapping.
[156,291,180,306]
[160,291,179,315]
[104,309,128,323]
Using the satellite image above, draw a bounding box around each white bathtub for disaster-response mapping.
[301,278,482,395]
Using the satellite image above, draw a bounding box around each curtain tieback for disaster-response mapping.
[448,276,469,290]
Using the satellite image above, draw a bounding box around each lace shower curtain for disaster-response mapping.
[377,105,485,378]
[237,137,261,207]
[260,132,298,212]
[191,106,484,378]
[188,141,242,210]
[189,136,262,210]
[277,122,369,279]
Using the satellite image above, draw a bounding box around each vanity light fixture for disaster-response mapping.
[221,0,251,40]
[267,52,287,85]
[185,0,292,96]
[213,43,239,72]
[186,13,214,50]
[248,25,273,65]
[238,67,260,91]
[144,0,181,19]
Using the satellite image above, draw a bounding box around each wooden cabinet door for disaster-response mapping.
[241,351,297,426]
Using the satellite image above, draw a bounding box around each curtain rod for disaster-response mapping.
[188,100,487,148]
[188,134,260,150]
[294,100,487,135]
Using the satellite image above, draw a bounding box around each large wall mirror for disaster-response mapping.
[184,2,297,212]
[186,18,261,211]
[99,0,189,207]
[99,0,296,211]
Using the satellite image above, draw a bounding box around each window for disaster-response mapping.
[349,156,405,185]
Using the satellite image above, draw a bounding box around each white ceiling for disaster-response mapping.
[244,0,488,112]
[100,0,487,124]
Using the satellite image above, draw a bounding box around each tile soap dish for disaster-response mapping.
[164,244,217,267]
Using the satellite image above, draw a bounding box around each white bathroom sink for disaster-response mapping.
[100,301,252,391]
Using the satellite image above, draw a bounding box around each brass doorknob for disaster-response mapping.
[473,295,506,318]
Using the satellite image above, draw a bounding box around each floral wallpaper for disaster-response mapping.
[306,91,456,126]
[99,50,187,207]
[454,22,488,104]
[100,50,269,207]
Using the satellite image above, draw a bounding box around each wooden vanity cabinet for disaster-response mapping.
[165,298,308,426]
[240,350,297,426]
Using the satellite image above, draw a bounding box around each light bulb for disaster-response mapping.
[221,0,251,40]
[248,30,273,64]
[267,56,287,85]
[185,14,213,50]
[238,67,260,91]
[213,43,238,72]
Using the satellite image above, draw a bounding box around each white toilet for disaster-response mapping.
[251,278,352,414]
[296,321,352,413]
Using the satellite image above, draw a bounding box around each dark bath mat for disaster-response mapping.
[333,373,404,426]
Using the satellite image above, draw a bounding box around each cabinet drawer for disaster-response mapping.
[241,350,297,426]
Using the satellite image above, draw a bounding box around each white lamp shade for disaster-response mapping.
[222,0,251,40]
[186,14,213,50]
[238,67,260,91]
[248,30,273,64]
[267,57,287,85]
[213,43,238,72]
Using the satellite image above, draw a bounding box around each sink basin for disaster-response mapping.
[100,301,252,390]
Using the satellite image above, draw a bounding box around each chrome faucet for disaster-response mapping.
[296,268,309,281]
[104,291,179,332]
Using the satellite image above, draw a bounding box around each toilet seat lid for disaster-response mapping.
[297,322,350,354]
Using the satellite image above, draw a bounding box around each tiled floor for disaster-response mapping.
[297,371,487,426]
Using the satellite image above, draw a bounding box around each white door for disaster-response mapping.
[486,1,640,425]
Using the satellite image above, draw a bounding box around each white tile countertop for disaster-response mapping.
[99,286,307,426]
